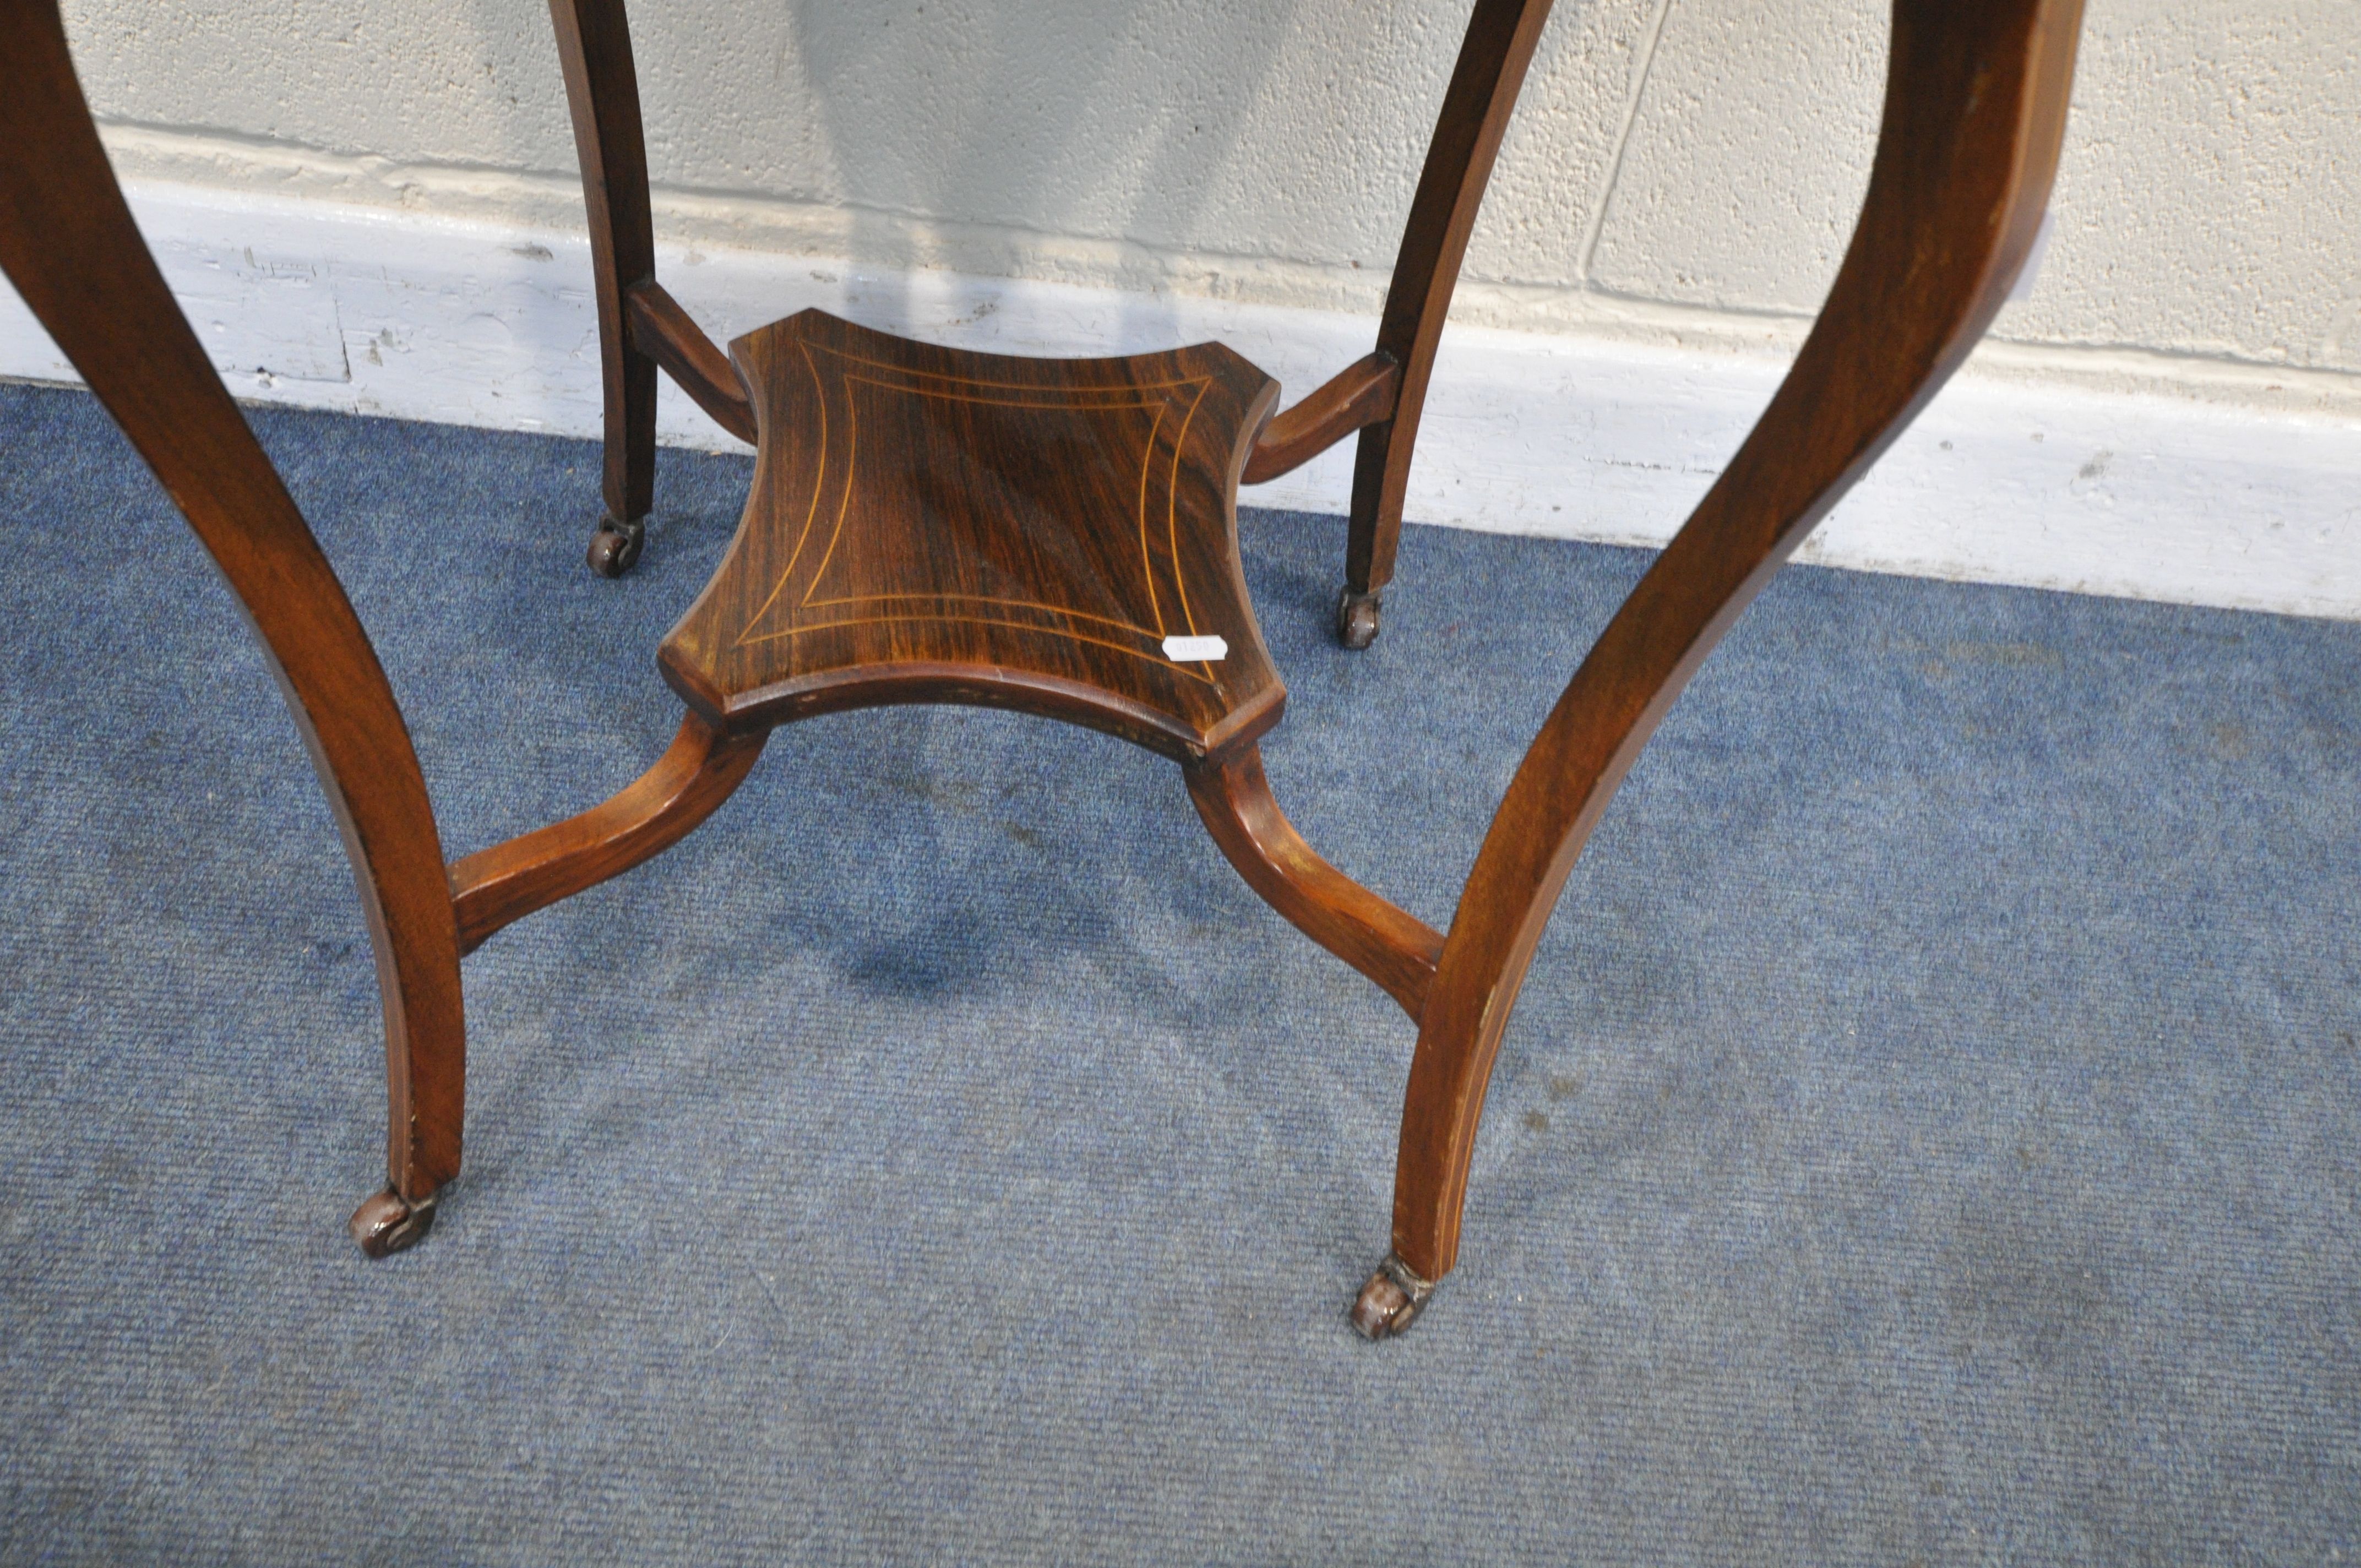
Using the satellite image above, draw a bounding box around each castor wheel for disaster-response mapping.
[1350,1252,1437,1340]
[585,514,645,578]
[349,1186,439,1259]
[1335,587,1383,650]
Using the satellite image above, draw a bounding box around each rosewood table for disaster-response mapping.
[0,0,2083,1338]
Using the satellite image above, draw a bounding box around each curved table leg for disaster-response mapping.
[1340,0,1558,649]
[1360,0,2086,1337]
[551,0,662,578]
[0,2,468,1257]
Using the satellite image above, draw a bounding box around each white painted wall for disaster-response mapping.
[8,1,2361,615]
[53,0,2361,399]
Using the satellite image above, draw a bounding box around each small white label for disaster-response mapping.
[2006,210,2055,304]
[1162,634,1228,662]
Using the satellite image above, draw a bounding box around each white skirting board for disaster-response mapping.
[5,181,2358,622]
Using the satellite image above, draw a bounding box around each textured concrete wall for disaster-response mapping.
[52,0,2361,399]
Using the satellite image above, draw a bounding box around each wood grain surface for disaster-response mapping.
[660,311,1286,762]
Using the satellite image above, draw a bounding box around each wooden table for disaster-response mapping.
[0,0,2082,1338]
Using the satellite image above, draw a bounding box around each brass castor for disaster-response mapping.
[1351,1252,1437,1340]
[1335,587,1383,650]
[349,1186,438,1259]
[585,514,645,578]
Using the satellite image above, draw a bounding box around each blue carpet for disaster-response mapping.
[2,378,2357,1563]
